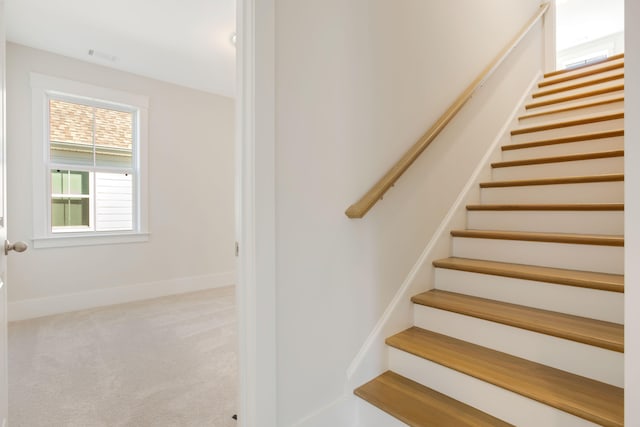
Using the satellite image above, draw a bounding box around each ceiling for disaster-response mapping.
[556,0,624,51]
[6,0,623,98]
[5,0,236,98]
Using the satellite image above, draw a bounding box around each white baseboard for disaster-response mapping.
[292,395,357,427]
[8,270,235,322]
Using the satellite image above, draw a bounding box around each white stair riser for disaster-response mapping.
[357,400,408,427]
[452,237,623,274]
[501,136,624,161]
[413,305,623,387]
[526,89,624,113]
[530,79,624,106]
[388,348,599,427]
[539,59,624,85]
[492,156,623,181]
[510,118,624,144]
[535,69,623,94]
[467,210,624,235]
[480,181,623,204]
[435,268,624,323]
[518,100,623,125]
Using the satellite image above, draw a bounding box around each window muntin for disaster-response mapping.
[46,96,137,234]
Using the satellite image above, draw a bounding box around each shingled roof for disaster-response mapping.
[49,99,133,151]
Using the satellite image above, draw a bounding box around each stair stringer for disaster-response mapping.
[345,72,543,399]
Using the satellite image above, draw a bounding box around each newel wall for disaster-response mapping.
[271,0,544,425]
[6,43,235,319]
[624,0,639,424]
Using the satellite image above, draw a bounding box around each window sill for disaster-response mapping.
[32,232,150,249]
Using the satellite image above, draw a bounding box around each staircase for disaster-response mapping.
[355,54,625,426]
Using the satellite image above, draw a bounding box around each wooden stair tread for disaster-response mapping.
[387,327,624,427]
[539,61,624,87]
[466,203,624,211]
[519,96,624,120]
[491,149,623,168]
[502,129,623,151]
[543,53,624,78]
[511,111,623,136]
[450,229,623,247]
[532,72,623,99]
[526,84,624,109]
[433,257,624,292]
[479,173,624,188]
[355,371,514,427]
[411,290,623,351]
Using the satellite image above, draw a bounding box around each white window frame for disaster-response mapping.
[31,73,149,248]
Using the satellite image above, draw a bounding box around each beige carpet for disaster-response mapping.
[8,287,238,427]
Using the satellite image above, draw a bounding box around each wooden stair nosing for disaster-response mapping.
[466,203,624,211]
[450,229,624,247]
[432,257,624,293]
[501,129,624,152]
[510,111,624,136]
[411,290,624,352]
[479,173,624,188]
[491,149,624,168]
[525,84,624,110]
[386,327,624,427]
[543,53,624,78]
[539,61,624,87]
[532,73,623,99]
[354,371,515,427]
[518,96,624,120]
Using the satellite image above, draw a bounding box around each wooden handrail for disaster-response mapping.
[345,3,550,219]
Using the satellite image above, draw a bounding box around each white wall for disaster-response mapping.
[272,0,542,425]
[6,43,235,318]
[624,0,639,424]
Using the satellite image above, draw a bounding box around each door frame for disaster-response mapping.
[235,0,277,426]
[0,1,8,424]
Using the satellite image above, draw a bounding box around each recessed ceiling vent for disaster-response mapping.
[88,49,118,62]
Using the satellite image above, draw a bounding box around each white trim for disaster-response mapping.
[543,0,557,72]
[32,231,149,248]
[346,71,543,390]
[30,73,149,108]
[236,0,277,426]
[7,271,235,322]
[292,395,357,427]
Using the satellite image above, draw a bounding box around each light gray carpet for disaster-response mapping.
[8,287,238,427]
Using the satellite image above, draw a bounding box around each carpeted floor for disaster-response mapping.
[8,286,238,427]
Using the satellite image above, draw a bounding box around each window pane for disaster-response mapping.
[95,107,133,168]
[95,172,133,231]
[49,99,94,165]
[68,198,90,226]
[51,170,89,195]
[68,171,90,195]
[51,170,64,194]
[51,170,91,232]
[51,199,65,227]
[52,198,90,228]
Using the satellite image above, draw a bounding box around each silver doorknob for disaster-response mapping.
[5,240,28,255]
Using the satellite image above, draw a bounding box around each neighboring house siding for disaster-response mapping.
[95,172,133,231]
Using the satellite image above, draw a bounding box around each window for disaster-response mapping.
[31,74,149,248]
